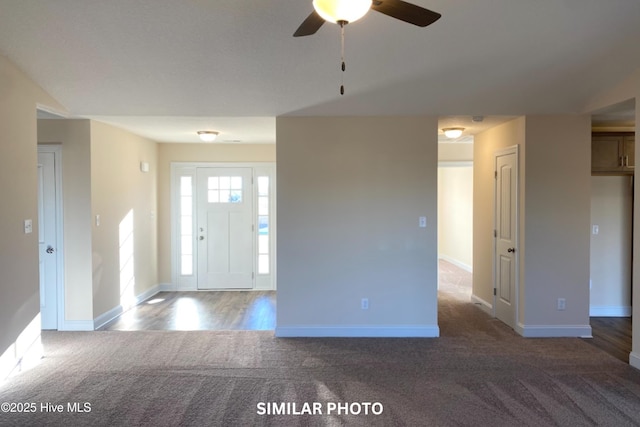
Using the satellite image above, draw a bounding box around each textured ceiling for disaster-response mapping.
[2,0,639,143]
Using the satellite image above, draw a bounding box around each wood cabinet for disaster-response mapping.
[592,133,635,174]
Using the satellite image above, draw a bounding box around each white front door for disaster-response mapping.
[38,150,58,329]
[196,168,254,289]
[494,147,518,329]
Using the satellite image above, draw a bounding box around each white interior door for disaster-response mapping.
[495,147,518,329]
[196,168,254,289]
[38,151,58,329]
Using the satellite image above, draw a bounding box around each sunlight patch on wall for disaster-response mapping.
[0,314,43,382]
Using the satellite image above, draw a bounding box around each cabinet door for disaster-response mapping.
[623,136,635,170]
[592,136,623,172]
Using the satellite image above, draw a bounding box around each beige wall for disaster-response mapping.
[276,117,439,336]
[157,143,276,284]
[438,142,473,162]
[523,115,591,331]
[37,120,93,322]
[0,54,66,361]
[590,176,633,314]
[473,117,526,308]
[90,121,159,318]
[473,115,592,335]
[438,166,473,270]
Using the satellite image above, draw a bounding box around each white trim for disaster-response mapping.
[93,285,167,329]
[275,325,440,338]
[471,294,493,315]
[159,282,176,292]
[134,285,162,305]
[37,144,65,331]
[630,352,640,370]
[93,305,123,330]
[515,323,592,338]
[438,255,472,272]
[589,306,632,317]
[59,320,94,331]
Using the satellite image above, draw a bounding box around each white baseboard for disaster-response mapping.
[515,323,592,338]
[93,305,124,330]
[136,284,163,303]
[589,306,632,317]
[439,255,472,273]
[159,282,177,292]
[471,294,493,315]
[630,352,640,370]
[59,320,94,331]
[92,284,166,330]
[275,325,440,338]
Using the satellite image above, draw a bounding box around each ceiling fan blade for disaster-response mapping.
[371,0,441,27]
[293,10,326,37]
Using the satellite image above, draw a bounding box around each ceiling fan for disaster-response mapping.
[293,0,441,37]
[293,0,441,95]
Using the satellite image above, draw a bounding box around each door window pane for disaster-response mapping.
[209,176,242,203]
[257,176,270,275]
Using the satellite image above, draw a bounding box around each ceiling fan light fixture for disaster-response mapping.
[197,131,218,142]
[313,0,372,24]
[443,127,464,139]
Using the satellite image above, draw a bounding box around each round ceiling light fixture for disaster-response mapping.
[442,127,465,139]
[197,131,219,142]
[313,0,372,24]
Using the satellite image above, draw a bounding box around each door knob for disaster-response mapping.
[199,236,205,241]
[46,246,55,254]
[507,248,515,253]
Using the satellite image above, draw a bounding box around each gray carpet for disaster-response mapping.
[2,296,640,426]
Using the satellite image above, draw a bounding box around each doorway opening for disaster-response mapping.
[588,99,635,363]
[437,121,474,327]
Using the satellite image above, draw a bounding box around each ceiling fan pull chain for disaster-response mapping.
[339,20,346,95]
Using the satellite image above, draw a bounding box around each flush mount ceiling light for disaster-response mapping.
[312,0,372,24]
[442,127,464,139]
[197,131,218,142]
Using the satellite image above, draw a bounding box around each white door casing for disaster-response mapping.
[196,167,254,289]
[37,147,62,330]
[494,146,519,329]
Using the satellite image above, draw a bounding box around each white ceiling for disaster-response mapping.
[2,0,639,143]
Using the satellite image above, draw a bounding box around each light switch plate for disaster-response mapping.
[24,219,33,234]
[419,216,427,228]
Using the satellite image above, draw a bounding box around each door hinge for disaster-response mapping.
[493,288,497,296]
[494,229,497,238]
[494,171,498,179]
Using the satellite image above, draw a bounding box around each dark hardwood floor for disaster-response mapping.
[99,291,276,331]
[586,317,633,363]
